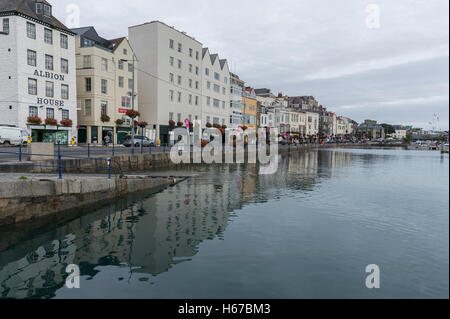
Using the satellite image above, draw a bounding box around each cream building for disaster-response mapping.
[72,26,138,144]
[201,48,230,127]
[129,21,202,144]
[305,111,319,136]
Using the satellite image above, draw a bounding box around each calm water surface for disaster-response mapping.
[0,148,448,299]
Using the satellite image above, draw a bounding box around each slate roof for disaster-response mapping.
[0,0,74,34]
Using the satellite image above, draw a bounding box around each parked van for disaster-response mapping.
[0,126,28,146]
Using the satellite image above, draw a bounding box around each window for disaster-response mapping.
[222,119,225,126]
[207,81,211,89]
[196,51,199,60]
[213,99,219,107]
[118,76,124,88]
[177,113,181,122]
[177,75,182,85]
[27,50,36,66]
[222,87,226,95]
[83,55,91,68]
[123,48,127,55]
[43,4,51,16]
[101,79,107,94]
[178,59,182,69]
[189,79,193,88]
[169,39,174,49]
[177,42,182,53]
[28,78,37,95]
[207,97,211,105]
[118,60,123,70]
[169,112,173,121]
[222,101,225,109]
[61,58,68,74]
[213,117,219,124]
[128,63,133,72]
[195,96,199,105]
[62,109,69,120]
[3,18,9,34]
[60,34,68,49]
[206,116,210,123]
[214,72,220,80]
[195,66,199,75]
[46,108,54,119]
[169,73,174,83]
[169,90,174,101]
[121,96,130,107]
[61,84,69,100]
[27,22,36,39]
[29,106,38,117]
[189,64,193,73]
[36,3,43,14]
[46,81,54,97]
[205,68,209,76]
[214,84,220,92]
[169,56,174,66]
[195,81,199,89]
[128,78,133,89]
[101,101,108,116]
[84,99,92,116]
[45,55,53,70]
[177,92,181,103]
[189,94,192,104]
[224,76,228,84]
[101,58,108,71]
[44,28,52,44]
[85,78,92,92]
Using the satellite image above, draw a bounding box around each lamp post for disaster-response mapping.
[120,55,136,154]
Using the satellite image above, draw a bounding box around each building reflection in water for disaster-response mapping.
[0,150,353,299]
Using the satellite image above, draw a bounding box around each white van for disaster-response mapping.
[0,126,28,146]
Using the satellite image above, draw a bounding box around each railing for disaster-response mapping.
[0,144,125,180]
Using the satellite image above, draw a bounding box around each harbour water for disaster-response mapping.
[0,148,448,299]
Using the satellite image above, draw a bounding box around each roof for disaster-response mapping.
[108,37,127,52]
[0,0,74,34]
[71,26,128,52]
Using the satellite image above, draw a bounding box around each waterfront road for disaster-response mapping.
[0,144,171,162]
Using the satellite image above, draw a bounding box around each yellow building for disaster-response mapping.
[72,27,138,144]
[242,87,258,131]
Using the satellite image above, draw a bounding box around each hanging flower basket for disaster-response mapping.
[221,125,227,130]
[206,122,212,128]
[115,119,124,125]
[137,121,148,128]
[101,115,110,123]
[60,118,73,127]
[177,121,183,127]
[242,125,248,131]
[168,120,176,127]
[27,116,42,125]
[45,118,58,126]
[126,110,140,118]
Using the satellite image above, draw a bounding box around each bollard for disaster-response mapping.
[140,139,143,154]
[107,158,111,179]
[112,143,115,157]
[58,154,62,179]
[88,143,90,158]
[19,143,22,162]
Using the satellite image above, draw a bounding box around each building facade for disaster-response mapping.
[356,119,386,139]
[72,26,139,144]
[0,0,77,145]
[229,72,244,129]
[242,87,257,131]
[129,21,203,144]
[201,48,230,128]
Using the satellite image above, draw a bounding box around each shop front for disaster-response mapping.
[29,125,72,145]
[116,126,132,144]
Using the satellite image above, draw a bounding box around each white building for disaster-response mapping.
[229,72,244,129]
[201,48,230,128]
[305,111,319,136]
[0,0,77,145]
[129,21,203,144]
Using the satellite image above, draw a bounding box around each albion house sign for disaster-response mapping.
[33,69,65,81]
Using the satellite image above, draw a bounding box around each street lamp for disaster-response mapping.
[120,55,137,154]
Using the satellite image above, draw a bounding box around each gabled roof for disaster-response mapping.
[71,26,110,47]
[0,0,74,34]
[202,47,229,70]
[109,37,127,52]
[210,53,218,65]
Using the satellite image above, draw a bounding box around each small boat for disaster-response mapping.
[441,143,449,154]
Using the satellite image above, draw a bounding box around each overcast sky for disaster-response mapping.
[54,0,449,130]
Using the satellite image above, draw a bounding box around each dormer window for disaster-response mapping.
[43,4,51,16]
[36,3,42,14]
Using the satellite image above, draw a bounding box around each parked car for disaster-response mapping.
[0,126,28,146]
[123,135,155,147]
